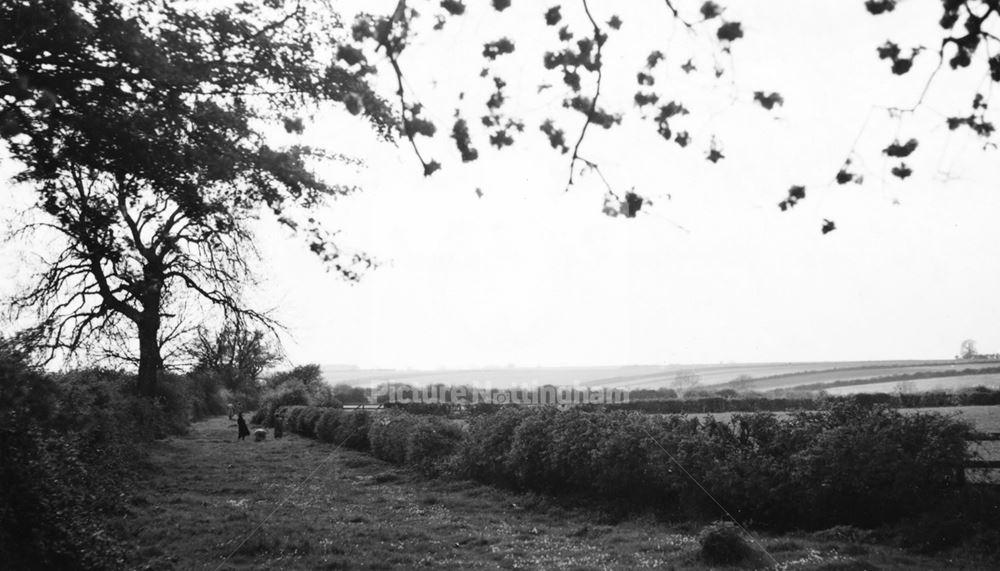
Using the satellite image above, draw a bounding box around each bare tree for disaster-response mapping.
[672,369,702,395]
[187,323,283,392]
[960,339,978,360]
[2,1,392,396]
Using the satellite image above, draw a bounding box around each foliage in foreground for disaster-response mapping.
[276,401,972,531]
[0,343,221,570]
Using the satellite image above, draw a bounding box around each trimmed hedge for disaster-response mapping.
[279,406,463,475]
[273,401,971,530]
[461,403,970,528]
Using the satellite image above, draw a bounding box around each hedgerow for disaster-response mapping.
[274,401,971,530]
[0,342,199,570]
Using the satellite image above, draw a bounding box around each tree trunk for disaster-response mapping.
[137,318,161,398]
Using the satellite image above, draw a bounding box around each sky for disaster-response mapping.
[3,0,1000,370]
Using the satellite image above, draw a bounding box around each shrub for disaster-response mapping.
[256,386,311,426]
[334,410,372,451]
[0,345,139,569]
[369,411,413,464]
[296,407,324,438]
[283,406,307,434]
[316,408,344,443]
[186,370,227,420]
[404,415,464,475]
[458,406,533,486]
[698,521,767,567]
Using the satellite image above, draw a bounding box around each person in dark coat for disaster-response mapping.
[237,412,250,441]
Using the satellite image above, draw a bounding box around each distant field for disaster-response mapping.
[321,360,987,390]
[824,374,1000,395]
[746,362,1000,391]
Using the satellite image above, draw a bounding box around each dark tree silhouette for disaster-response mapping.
[187,324,282,393]
[1,0,393,396]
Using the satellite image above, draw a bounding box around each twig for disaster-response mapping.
[566,0,606,191]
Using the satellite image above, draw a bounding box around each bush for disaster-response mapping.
[253,380,343,426]
[315,408,343,443]
[296,406,324,438]
[254,385,311,426]
[334,409,372,451]
[458,406,533,486]
[698,521,767,567]
[403,415,464,475]
[0,346,147,569]
[369,411,413,465]
[266,400,974,532]
[186,370,227,420]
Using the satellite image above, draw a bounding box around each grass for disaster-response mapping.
[115,416,996,570]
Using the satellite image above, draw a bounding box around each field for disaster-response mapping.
[321,360,1000,394]
[823,374,1000,395]
[116,416,996,570]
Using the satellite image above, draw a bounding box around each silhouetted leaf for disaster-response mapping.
[701,1,721,19]
[753,91,784,110]
[706,148,724,162]
[637,72,655,86]
[647,50,664,68]
[865,0,896,15]
[492,0,511,12]
[876,41,900,61]
[621,191,645,217]
[779,185,806,210]
[540,119,569,153]
[891,57,914,74]
[424,160,441,176]
[607,15,622,30]
[821,219,836,234]
[949,46,971,69]
[940,10,959,29]
[674,131,690,147]
[681,59,696,74]
[883,138,918,157]
[891,163,912,179]
[451,118,479,162]
[441,0,466,15]
[545,5,561,26]
[483,38,515,60]
[717,22,743,42]
[634,92,659,107]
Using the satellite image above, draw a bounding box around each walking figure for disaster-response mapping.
[237,412,250,441]
[227,402,235,420]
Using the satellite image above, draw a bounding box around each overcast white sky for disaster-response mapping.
[4,0,1000,369]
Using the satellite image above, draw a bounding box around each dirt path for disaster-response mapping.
[118,416,982,570]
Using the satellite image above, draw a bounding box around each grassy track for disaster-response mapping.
[118,416,992,570]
